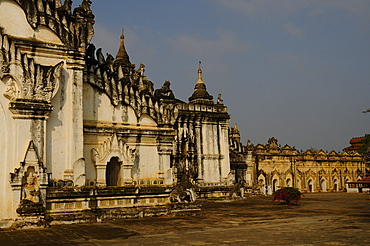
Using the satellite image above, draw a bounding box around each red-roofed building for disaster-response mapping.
[343,136,364,152]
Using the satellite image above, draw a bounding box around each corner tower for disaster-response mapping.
[174,62,231,185]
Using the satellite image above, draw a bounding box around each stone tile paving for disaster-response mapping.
[0,193,369,245]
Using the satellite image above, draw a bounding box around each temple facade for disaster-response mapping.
[228,127,366,195]
[0,0,366,228]
[0,0,232,228]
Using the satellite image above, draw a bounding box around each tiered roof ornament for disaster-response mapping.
[188,61,214,105]
[115,28,132,67]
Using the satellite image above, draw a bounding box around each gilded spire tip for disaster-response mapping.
[198,61,202,73]
[120,27,125,39]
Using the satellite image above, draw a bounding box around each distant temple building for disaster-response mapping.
[0,0,366,228]
[228,126,365,194]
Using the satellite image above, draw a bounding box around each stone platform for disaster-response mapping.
[0,193,369,245]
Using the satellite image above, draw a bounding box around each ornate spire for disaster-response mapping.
[197,61,204,84]
[189,61,214,104]
[115,28,131,65]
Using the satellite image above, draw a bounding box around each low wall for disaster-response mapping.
[9,185,239,228]
[197,185,235,198]
[46,186,201,225]
[46,186,170,224]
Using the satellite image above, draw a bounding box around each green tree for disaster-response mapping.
[358,134,370,155]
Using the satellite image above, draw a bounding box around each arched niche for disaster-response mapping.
[272,179,279,193]
[333,179,339,192]
[308,179,314,192]
[320,179,327,192]
[286,178,292,187]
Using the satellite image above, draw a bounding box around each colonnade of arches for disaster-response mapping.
[258,174,349,194]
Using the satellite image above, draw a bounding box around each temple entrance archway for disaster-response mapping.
[308,180,313,192]
[286,178,292,187]
[106,157,121,186]
[334,179,338,191]
[273,179,278,192]
[320,179,327,192]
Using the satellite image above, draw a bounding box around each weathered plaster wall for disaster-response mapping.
[0,88,12,221]
[83,83,138,123]
[0,0,63,45]
[82,83,170,185]
[201,123,230,183]
[47,63,85,183]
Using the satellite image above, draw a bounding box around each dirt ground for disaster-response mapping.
[0,192,369,245]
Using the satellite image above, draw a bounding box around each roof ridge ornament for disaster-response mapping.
[197,61,204,84]
[115,28,131,66]
[188,61,214,104]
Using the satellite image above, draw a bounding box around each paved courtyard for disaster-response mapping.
[0,192,369,245]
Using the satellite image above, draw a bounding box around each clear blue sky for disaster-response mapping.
[78,0,370,152]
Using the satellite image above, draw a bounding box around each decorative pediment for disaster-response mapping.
[271,169,280,178]
[255,144,265,149]
[285,168,293,176]
[303,149,314,156]
[281,144,292,150]
[318,168,327,177]
[317,149,327,155]
[332,168,340,177]
[281,144,294,155]
[91,134,136,164]
[1,32,64,102]
[10,140,48,187]
[257,169,266,178]
[329,150,337,155]
[351,151,363,160]
[9,141,48,217]
[340,151,351,160]
[254,144,266,154]
[305,168,316,179]
[328,150,339,160]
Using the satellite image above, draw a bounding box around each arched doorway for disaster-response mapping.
[286,178,292,187]
[259,179,266,194]
[308,180,313,192]
[334,179,338,191]
[273,179,278,192]
[320,179,327,192]
[106,157,121,186]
